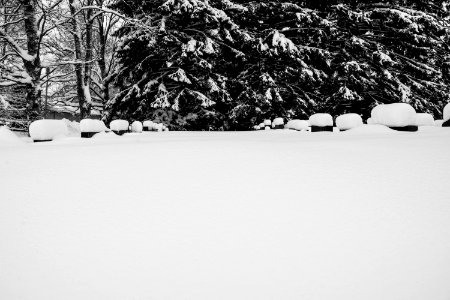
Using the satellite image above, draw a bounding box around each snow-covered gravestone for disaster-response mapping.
[131,121,143,133]
[309,113,333,132]
[110,120,129,135]
[264,119,271,130]
[371,103,418,131]
[29,120,68,142]
[285,120,309,131]
[415,113,435,126]
[443,103,450,127]
[336,113,363,131]
[143,120,154,132]
[272,117,284,129]
[80,119,107,138]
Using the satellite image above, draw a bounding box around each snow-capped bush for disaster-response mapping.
[371,103,417,127]
[336,113,363,130]
[443,103,450,122]
[80,119,107,133]
[264,119,272,126]
[29,120,68,142]
[258,122,265,129]
[416,113,434,126]
[110,120,129,132]
[309,113,333,127]
[143,120,154,131]
[0,126,23,145]
[286,120,309,131]
[131,121,143,133]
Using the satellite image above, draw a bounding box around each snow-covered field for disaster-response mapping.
[1,127,450,300]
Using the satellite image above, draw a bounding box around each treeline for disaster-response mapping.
[2,0,450,131]
[107,0,450,130]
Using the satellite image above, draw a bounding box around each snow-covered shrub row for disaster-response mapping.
[444,103,450,122]
[80,119,107,133]
[415,113,434,126]
[110,120,129,134]
[309,114,333,127]
[131,121,143,133]
[272,118,284,129]
[336,114,363,131]
[143,120,154,131]
[285,120,309,131]
[29,120,68,142]
[370,103,417,127]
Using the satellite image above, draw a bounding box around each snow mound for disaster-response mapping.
[416,113,434,126]
[443,103,450,122]
[80,119,107,133]
[309,113,333,127]
[336,113,363,130]
[371,103,417,127]
[110,120,129,131]
[286,120,309,131]
[29,120,68,141]
[62,119,81,137]
[435,120,444,127]
[343,124,395,134]
[92,131,118,139]
[366,118,374,125]
[264,119,272,126]
[0,126,24,145]
[131,121,143,133]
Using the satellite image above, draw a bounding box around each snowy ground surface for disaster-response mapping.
[1,127,450,300]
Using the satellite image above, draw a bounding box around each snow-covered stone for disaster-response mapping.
[29,120,68,142]
[443,103,450,122]
[285,120,309,131]
[131,121,143,133]
[309,113,333,127]
[416,113,435,126]
[371,103,417,127]
[80,119,107,133]
[110,120,129,132]
[336,113,363,130]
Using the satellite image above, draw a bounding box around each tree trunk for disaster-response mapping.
[83,0,93,111]
[21,0,41,117]
[69,0,89,119]
[96,2,110,105]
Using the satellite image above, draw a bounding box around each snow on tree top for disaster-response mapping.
[271,30,298,54]
[168,69,192,84]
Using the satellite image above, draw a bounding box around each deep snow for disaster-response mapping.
[1,128,450,300]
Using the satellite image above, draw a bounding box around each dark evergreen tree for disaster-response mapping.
[107,0,251,130]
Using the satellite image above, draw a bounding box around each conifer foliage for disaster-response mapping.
[107,0,450,129]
